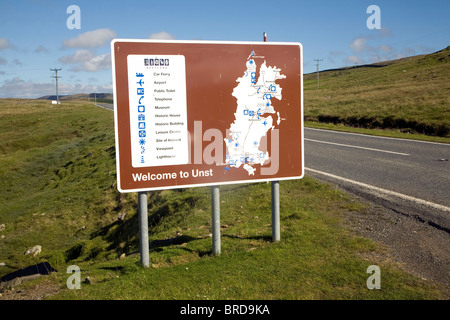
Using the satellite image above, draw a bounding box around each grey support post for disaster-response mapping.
[211,185,221,255]
[271,181,280,242]
[138,191,150,267]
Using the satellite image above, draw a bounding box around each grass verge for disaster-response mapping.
[52,178,446,300]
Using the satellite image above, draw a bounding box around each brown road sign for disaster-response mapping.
[111,39,303,193]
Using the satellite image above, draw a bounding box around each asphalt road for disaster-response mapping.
[95,103,114,111]
[304,127,450,231]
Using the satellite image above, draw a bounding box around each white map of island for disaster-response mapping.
[225,51,286,175]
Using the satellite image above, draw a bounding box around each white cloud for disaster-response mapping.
[62,28,116,48]
[148,31,176,40]
[59,50,111,72]
[60,49,94,64]
[345,55,365,65]
[0,76,112,98]
[0,38,10,50]
[0,77,53,98]
[34,45,49,53]
[73,53,111,72]
[350,37,369,53]
[379,27,393,37]
[379,45,392,53]
[0,57,7,65]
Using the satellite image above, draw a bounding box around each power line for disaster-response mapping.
[50,67,62,106]
[314,59,323,89]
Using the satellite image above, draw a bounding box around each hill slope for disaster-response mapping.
[37,93,113,102]
[304,46,450,137]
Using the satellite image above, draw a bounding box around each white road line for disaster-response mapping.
[95,103,113,111]
[305,127,450,146]
[305,167,450,213]
[305,138,410,156]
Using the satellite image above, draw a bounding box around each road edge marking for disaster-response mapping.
[305,167,450,213]
[305,127,450,146]
[305,138,410,156]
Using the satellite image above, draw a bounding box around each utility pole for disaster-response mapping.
[314,59,323,89]
[50,67,62,106]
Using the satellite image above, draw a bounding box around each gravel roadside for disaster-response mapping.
[311,174,450,297]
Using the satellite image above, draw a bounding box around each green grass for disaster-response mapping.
[0,99,129,273]
[304,46,450,138]
[52,179,445,300]
[0,99,447,300]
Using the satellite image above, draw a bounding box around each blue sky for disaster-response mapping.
[0,0,449,98]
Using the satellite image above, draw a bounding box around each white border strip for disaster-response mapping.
[111,38,303,47]
[305,167,450,213]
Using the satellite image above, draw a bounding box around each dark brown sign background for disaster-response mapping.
[111,40,303,192]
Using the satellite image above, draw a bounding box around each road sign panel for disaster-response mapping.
[111,39,303,192]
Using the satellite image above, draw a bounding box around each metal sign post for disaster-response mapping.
[271,181,280,242]
[211,186,221,255]
[138,191,149,267]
